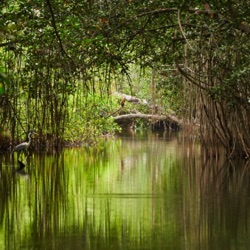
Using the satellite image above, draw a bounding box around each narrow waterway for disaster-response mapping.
[0,130,250,249]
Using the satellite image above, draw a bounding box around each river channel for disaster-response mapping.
[0,130,250,249]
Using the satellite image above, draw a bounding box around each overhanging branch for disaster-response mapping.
[46,0,73,60]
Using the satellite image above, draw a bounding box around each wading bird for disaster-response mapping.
[11,131,37,155]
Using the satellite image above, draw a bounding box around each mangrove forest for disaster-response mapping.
[1,0,250,158]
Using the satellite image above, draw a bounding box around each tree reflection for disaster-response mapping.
[198,158,250,249]
[0,134,250,249]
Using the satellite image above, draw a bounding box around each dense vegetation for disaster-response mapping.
[0,0,250,157]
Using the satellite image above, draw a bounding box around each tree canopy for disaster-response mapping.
[1,0,250,157]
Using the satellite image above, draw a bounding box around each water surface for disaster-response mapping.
[0,130,250,249]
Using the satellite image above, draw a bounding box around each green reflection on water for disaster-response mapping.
[0,131,250,249]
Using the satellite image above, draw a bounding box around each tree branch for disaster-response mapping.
[176,64,207,90]
[136,7,250,35]
[177,9,194,50]
[46,0,73,60]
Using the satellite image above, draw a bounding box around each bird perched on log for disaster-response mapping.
[120,97,126,108]
[11,130,37,155]
[105,97,127,118]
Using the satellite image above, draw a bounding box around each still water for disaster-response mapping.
[1,130,250,249]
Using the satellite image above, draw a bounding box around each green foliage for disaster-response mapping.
[64,94,121,145]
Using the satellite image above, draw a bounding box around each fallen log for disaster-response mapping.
[113,92,148,105]
[114,113,182,126]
